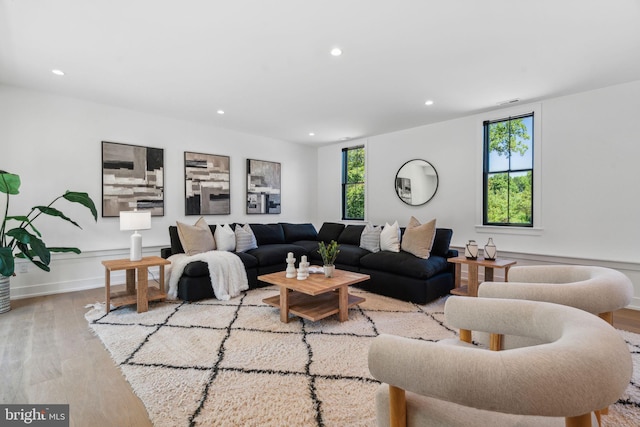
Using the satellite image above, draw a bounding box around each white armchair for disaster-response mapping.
[368,296,632,427]
[477,265,633,350]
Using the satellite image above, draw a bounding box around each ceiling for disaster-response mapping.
[2,0,640,145]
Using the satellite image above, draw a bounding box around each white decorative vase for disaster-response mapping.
[464,240,478,260]
[0,274,10,314]
[484,238,497,260]
[323,265,335,278]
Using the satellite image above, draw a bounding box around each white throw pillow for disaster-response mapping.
[380,221,401,252]
[235,224,258,252]
[214,223,236,251]
[176,217,215,256]
[360,223,381,253]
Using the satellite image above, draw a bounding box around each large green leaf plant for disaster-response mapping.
[0,170,97,277]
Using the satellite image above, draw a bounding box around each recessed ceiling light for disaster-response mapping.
[424,100,434,106]
[309,132,315,136]
[51,69,65,76]
[330,47,342,57]
[216,110,225,115]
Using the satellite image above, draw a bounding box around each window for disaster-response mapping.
[483,113,534,226]
[342,145,365,220]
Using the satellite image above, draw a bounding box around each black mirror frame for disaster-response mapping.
[394,159,439,206]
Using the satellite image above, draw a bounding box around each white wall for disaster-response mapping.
[1,85,317,298]
[317,80,640,308]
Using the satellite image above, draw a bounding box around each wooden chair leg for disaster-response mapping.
[596,312,612,416]
[460,329,472,343]
[490,333,503,351]
[389,385,407,427]
[565,412,592,427]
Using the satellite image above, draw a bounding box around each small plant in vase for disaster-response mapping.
[318,240,339,278]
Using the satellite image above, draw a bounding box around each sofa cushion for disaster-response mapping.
[281,223,318,243]
[360,251,449,280]
[431,228,453,258]
[336,244,370,266]
[249,223,285,245]
[401,217,436,259]
[176,217,216,256]
[246,243,306,267]
[338,225,366,246]
[317,222,345,243]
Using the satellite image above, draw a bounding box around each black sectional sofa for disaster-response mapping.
[160,222,457,304]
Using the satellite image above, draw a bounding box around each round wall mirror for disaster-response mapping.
[395,159,439,206]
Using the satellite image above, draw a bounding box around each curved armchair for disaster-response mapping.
[368,297,632,427]
[478,265,633,324]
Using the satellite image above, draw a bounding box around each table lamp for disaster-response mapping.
[120,210,151,261]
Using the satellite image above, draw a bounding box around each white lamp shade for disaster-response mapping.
[120,211,151,231]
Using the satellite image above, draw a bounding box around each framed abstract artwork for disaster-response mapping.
[246,158,281,214]
[102,141,164,217]
[184,152,230,215]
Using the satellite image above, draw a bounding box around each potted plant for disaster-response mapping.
[0,170,97,313]
[318,240,340,278]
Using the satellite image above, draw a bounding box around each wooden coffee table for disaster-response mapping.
[260,269,369,323]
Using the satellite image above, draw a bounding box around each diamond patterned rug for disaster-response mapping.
[85,287,640,426]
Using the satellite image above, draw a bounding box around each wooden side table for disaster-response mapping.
[448,255,517,347]
[102,256,171,313]
[448,256,517,297]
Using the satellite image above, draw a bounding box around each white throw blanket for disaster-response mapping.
[167,251,249,301]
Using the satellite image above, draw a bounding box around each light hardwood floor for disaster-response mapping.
[2,288,639,427]
[0,287,152,427]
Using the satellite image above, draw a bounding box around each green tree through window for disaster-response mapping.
[342,146,365,220]
[483,114,533,226]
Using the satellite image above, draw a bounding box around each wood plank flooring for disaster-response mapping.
[0,287,152,427]
[2,287,639,427]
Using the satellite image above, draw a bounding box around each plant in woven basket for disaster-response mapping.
[0,170,97,277]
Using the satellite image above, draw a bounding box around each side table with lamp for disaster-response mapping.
[101,210,169,313]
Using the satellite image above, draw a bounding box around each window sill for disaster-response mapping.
[475,225,543,236]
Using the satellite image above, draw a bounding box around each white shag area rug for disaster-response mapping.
[85,287,640,427]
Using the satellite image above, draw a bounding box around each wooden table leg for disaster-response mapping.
[280,286,290,323]
[126,268,136,294]
[484,266,495,282]
[468,264,479,297]
[105,267,111,313]
[338,285,348,322]
[454,263,462,288]
[137,267,148,313]
[159,264,165,294]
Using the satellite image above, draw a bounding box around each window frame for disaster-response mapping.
[476,103,542,236]
[341,145,365,221]
[482,112,534,227]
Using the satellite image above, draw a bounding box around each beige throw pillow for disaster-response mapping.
[401,216,436,259]
[176,217,215,256]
